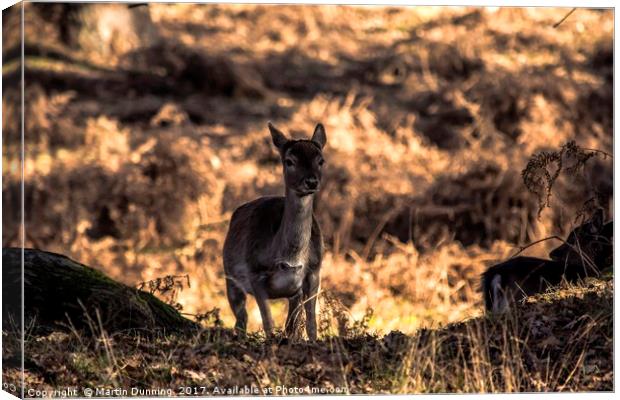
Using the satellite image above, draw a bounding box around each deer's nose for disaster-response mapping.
[304,177,319,190]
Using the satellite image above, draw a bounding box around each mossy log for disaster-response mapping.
[2,248,197,333]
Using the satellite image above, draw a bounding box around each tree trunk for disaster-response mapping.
[2,248,197,334]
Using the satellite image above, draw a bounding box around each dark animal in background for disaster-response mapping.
[223,122,326,340]
[482,209,613,313]
[549,210,613,270]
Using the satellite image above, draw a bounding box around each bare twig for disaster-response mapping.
[553,8,577,29]
[362,207,402,260]
[510,233,599,276]
[581,148,613,158]
[509,235,564,259]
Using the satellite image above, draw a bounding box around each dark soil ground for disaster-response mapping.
[3,279,612,394]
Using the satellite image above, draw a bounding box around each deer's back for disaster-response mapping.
[481,256,566,310]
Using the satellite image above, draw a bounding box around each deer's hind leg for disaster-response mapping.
[226,278,248,333]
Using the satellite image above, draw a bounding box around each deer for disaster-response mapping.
[482,209,613,313]
[222,122,326,341]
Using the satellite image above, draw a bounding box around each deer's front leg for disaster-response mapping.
[303,270,320,341]
[285,292,303,338]
[251,280,274,338]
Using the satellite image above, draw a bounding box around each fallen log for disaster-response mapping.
[2,248,197,334]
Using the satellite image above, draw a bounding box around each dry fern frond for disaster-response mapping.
[194,307,224,327]
[521,141,610,217]
[136,274,191,310]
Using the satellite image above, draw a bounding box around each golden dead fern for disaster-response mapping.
[521,141,611,217]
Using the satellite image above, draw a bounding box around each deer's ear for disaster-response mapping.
[311,123,327,149]
[268,122,287,150]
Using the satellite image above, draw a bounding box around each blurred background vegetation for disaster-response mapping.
[2,3,613,334]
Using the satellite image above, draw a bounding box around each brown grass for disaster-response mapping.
[3,279,612,394]
[1,4,613,393]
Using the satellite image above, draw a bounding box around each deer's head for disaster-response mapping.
[549,209,613,271]
[268,122,326,197]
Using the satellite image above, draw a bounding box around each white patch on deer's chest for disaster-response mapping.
[268,265,305,297]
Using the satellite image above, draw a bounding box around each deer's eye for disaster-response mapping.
[318,158,325,167]
[285,159,295,167]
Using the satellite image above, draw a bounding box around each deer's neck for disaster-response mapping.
[272,189,314,265]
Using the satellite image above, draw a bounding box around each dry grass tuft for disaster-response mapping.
[3,279,611,394]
